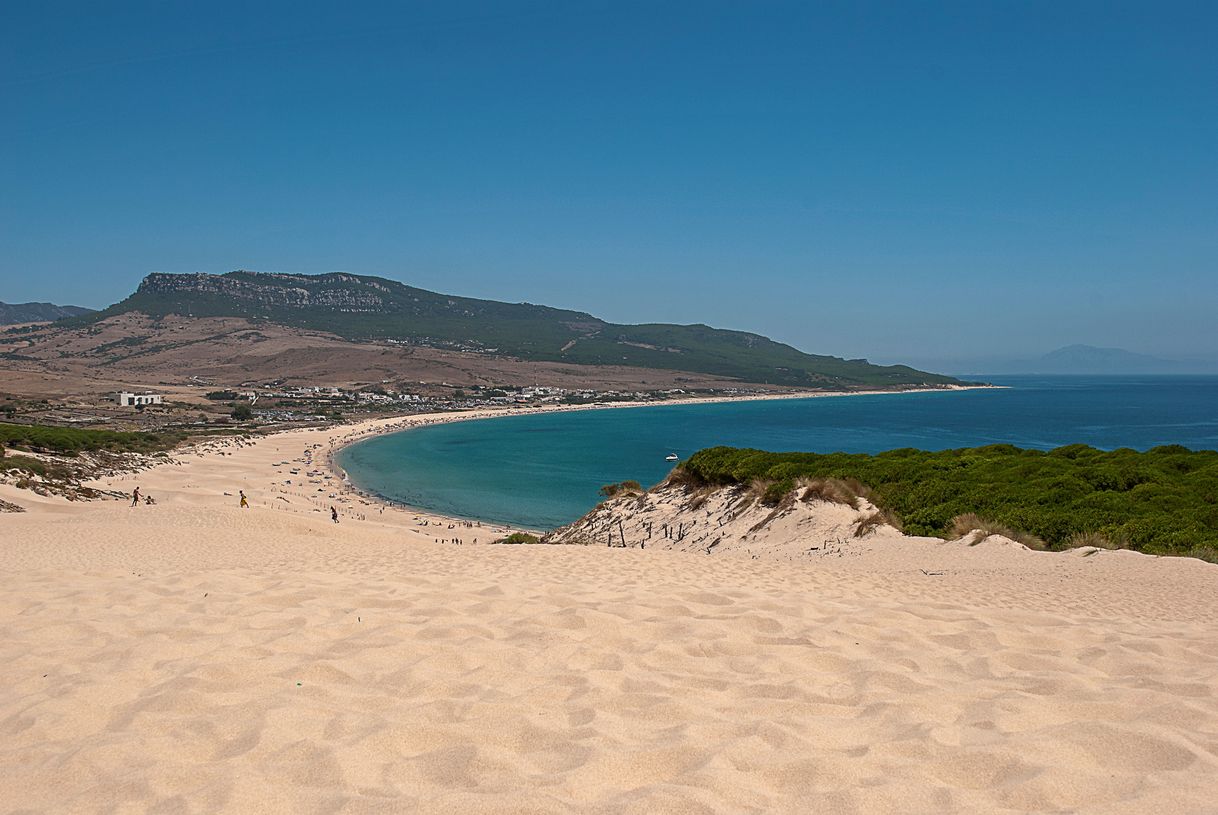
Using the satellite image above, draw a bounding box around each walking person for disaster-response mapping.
[239,490,249,509]
[131,486,141,507]
[331,506,339,524]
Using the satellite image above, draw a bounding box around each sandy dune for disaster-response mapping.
[3,416,1218,813]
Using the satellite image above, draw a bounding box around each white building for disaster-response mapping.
[111,391,163,407]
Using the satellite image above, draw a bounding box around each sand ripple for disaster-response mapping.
[3,507,1218,813]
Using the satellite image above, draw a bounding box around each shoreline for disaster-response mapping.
[0,384,992,539]
[323,384,996,533]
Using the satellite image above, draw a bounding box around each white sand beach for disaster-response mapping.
[3,406,1218,813]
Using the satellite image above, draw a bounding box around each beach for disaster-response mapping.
[3,401,1218,813]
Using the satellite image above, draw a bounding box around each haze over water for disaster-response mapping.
[337,376,1218,530]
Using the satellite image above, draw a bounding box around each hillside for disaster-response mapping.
[82,271,961,388]
[0,301,94,326]
[0,312,765,404]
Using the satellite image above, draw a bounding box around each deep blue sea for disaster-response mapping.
[336,376,1218,530]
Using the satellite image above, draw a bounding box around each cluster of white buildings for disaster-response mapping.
[354,391,423,405]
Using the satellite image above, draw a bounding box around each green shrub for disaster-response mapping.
[0,455,48,476]
[677,444,1218,556]
[0,423,184,457]
[600,480,643,498]
[760,479,794,505]
[494,532,541,545]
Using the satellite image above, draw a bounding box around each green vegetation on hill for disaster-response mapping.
[678,445,1218,557]
[0,423,184,456]
[81,271,963,388]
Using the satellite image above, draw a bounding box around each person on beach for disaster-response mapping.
[331,506,339,523]
[239,490,249,509]
[131,487,141,507]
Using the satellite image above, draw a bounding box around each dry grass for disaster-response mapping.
[665,469,716,510]
[687,488,714,511]
[744,478,774,505]
[844,477,875,504]
[950,513,1047,551]
[852,508,902,538]
[1187,546,1218,564]
[1064,530,1124,550]
[664,468,703,491]
[599,480,644,499]
[749,489,801,532]
[798,477,857,507]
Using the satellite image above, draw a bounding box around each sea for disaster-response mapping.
[335,375,1218,531]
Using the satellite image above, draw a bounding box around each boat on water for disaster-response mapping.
[665,453,680,461]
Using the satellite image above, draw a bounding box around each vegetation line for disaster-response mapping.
[0,422,184,457]
[676,444,1218,560]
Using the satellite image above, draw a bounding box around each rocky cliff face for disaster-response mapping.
[137,272,388,313]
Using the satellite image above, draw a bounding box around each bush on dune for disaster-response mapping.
[798,476,868,507]
[677,444,1218,558]
[494,532,541,545]
[853,509,903,538]
[1063,530,1125,550]
[599,480,644,498]
[949,512,1047,550]
[0,423,184,457]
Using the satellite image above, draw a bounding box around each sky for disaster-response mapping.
[2,1,1216,369]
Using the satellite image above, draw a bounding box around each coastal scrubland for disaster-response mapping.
[679,444,1218,558]
[0,422,188,502]
[0,421,184,456]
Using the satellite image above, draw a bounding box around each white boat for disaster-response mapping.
[665,453,679,461]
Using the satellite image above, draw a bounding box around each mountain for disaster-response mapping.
[918,344,1218,376]
[80,271,962,388]
[1035,345,1180,374]
[0,301,94,326]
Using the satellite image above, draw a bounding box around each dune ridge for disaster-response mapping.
[2,412,1218,813]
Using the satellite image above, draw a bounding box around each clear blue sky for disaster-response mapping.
[3,1,1215,368]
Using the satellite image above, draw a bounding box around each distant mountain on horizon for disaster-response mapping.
[940,344,1217,376]
[0,300,95,326]
[73,270,964,389]
[1038,344,1175,374]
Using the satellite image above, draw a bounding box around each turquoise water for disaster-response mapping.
[336,376,1218,530]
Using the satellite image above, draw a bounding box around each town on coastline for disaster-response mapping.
[2,379,796,433]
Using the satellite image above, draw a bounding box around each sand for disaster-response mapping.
[3,408,1218,813]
